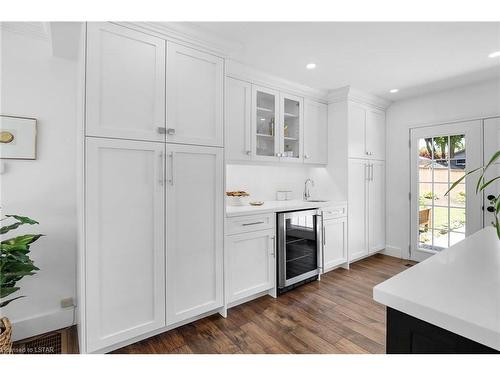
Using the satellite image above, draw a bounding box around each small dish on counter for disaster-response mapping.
[249,201,264,206]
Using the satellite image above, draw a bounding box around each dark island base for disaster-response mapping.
[386,307,499,354]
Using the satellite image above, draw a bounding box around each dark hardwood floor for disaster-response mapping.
[113,254,415,354]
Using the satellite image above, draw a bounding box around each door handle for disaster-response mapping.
[167,128,176,135]
[168,152,174,185]
[322,226,326,246]
[158,151,164,185]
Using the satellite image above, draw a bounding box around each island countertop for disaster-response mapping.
[373,227,500,351]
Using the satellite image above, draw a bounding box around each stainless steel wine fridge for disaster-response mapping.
[277,209,323,294]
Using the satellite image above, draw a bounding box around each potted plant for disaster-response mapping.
[0,214,43,354]
[446,150,500,239]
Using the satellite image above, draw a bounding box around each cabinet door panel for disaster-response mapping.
[86,22,165,141]
[369,161,386,253]
[85,138,165,352]
[225,77,252,161]
[348,159,368,261]
[166,43,223,147]
[226,230,275,303]
[279,93,304,163]
[252,85,280,161]
[323,217,347,271]
[304,100,328,165]
[166,144,223,325]
[348,103,366,159]
[366,110,386,160]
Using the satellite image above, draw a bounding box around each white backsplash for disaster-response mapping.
[226,164,342,202]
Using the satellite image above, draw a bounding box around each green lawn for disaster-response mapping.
[425,206,465,233]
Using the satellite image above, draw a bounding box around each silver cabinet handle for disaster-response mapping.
[270,235,276,257]
[158,151,164,185]
[241,221,265,226]
[168,152,174,185]
[157,127,166,134]
[322,226,326,246]
[167,128,175,135]
[370,164,374,181]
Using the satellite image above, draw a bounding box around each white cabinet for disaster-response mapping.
[348,159,368,261]
[304,99,328,165]
[252,85,280,161]
[166,43,224,147]
[368,161,385,253]
[322,217,347,271]
[348,158,385,262]
[86,22,166,142]
[279,93,304,163]
[225,229,275,304]
[85,138,165,352]
[225,77,252,161]
[348,103,385,160]
[166,144,224,325]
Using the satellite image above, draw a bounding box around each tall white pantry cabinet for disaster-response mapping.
[80,22,224,353]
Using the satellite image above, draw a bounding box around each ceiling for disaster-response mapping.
[187,22,500,100]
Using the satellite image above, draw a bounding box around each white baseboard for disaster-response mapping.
[10,308,75,341]
[380,245,403,259]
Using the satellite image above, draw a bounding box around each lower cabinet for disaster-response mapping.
[322,217,347,271]
[166,143,224,325]
[225,229,276,304]
[85,138,166,352]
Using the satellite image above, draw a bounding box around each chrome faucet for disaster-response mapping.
[304,179,315,201]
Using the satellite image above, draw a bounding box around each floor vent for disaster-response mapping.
[13,327,76,354]
[405,263,414,268]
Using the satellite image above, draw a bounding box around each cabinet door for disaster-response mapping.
[322,217,347,271]
[304,99,328,165]
[279,93,304,163]
[348,158,368,261]
[368,161,386,253]
[166,42,223,147]
[225,77,252,161]
[348,103,366,159]
[166,144,224,325]
[365,110,386,160]
[86,22,166,141]
[85,138,165,352]
[252,85,280,161]
[226,230,275,304]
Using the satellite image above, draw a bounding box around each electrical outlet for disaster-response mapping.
[60,297,74,308]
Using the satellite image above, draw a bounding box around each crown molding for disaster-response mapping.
[0,22,50,41]
[327,86,392,110]
[226,59,329,102]
[113,22,241,57]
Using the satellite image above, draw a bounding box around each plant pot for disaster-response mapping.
[0,317,13,354]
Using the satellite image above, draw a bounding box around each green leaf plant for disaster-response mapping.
[445,151,500,239]
[0,214,43,308]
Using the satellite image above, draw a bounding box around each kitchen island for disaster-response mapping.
[373,227,500,354]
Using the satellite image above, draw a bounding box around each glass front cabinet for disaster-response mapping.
[251,85,303,162]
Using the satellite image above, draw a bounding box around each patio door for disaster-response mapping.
[410,121,482,261]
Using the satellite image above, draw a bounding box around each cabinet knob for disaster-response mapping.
[246,150,252,155]
[157,127,166,134]
[167,128,176,135]
[304,154,310,159]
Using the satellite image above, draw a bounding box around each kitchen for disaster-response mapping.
[1,7,500,367]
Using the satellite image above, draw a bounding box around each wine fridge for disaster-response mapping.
[277,209,323,294]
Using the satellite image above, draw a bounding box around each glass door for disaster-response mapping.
[410,122,482,261]
[280,94,303,162]
[252,86,279,160]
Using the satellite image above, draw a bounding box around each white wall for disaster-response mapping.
[0,28,78,339]
[386,79,500,259]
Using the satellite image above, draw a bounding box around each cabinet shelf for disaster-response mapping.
[284,137,298,141]
[257,133,274,138]
[284,112,299,118]
[257,106,274,113]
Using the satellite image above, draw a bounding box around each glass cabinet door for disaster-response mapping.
[253,87,279,158]
[280,94,303,161]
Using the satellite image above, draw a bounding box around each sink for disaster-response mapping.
[304,199,328,202]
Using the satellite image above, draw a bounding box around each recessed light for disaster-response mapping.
[488,51,500,58]
[306,63,316,70]
[389,89,399,93]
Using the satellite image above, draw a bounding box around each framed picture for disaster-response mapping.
[0,115,37,160]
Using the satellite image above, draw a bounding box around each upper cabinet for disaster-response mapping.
[225,77,252,161]
[348,102,386,160]
[166,43,224,147]
[279,93,304,163]
[86,22,166,142]
[252,85,280,161]
[304,100,328,165]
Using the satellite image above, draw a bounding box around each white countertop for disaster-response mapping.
[226,199,346,217]
[373,227,500,351]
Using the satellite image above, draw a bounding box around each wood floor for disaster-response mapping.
[113,254,415,354]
